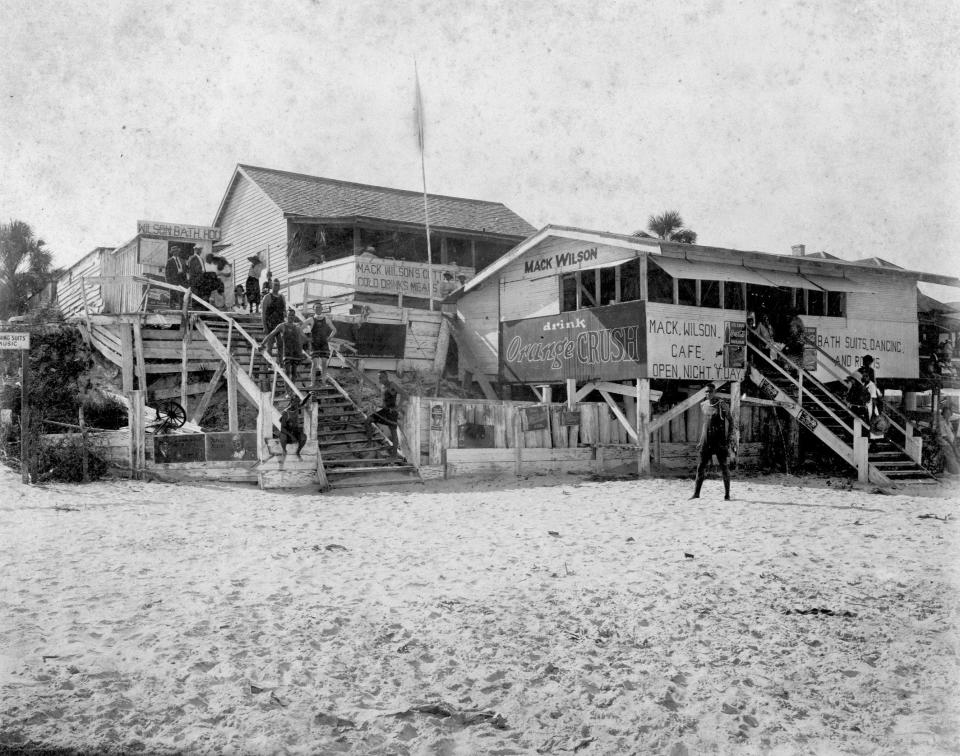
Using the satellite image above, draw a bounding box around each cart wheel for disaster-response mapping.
[158,401,187,429]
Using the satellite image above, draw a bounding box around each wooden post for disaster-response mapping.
[566,379,577,410]
[120,322,134,392]
[256,390,271,463]
[513,410,522,476]
[433,317,451,375]
[20,350,29,484]
[409,395,422,469]
[128,390,145,479]
[637,378,650,475]
[853,418,868,483]
[132,319,147,393]
[730,380,742,469]
[190,362,225,425]
[429,400,444,466]
[227,360,238,432]
[79,405,89,483]
[180,317,191,409]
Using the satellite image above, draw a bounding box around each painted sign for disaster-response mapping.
[501,302,645,383]
[0,332,30,350]
[514,240,639,280]
[807,318,918,379]
[206,431,258,461]
[802,327,818,372]
[523,246,599,274]
[646,303,747,383]
[137,220,221,241]
[354,254,469,298]
[523,405,549,431]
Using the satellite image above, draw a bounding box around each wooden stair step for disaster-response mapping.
[325,464,417,477]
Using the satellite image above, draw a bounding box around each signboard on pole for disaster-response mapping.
[0,332,30,350]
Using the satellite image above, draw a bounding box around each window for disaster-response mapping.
[648,261,674,304]
[579,269,598,307]
[807,288,825,316]
[723,282,745,310]
[827,291,846,317]
[678,278,696,306]
[561,274,578,312]
[700,280,721,308]
[600,267,617,306]
[620,258,641,302]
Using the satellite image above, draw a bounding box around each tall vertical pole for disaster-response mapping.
[20,350,29,484]
[414,61,434,310]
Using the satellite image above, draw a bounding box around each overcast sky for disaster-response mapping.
[2,0,958,298]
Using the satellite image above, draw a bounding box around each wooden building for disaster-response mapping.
[211,164,535,311]
[444,225,960,482]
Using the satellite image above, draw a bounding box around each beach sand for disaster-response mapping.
[1,468,958,755]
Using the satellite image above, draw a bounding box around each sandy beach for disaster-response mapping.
[1,468,958,755]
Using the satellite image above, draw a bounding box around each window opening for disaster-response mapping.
[700,280,721,308]
[647,261,674,304]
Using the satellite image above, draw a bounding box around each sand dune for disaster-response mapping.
[1,468,958,754]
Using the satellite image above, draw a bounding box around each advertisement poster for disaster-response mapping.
[154,434,206,463]
[501,302,645,383]
[523,405,549,431]
[206,432,258,461]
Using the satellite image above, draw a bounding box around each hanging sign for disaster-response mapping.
[137,220,221,241]
[523,405,549,431]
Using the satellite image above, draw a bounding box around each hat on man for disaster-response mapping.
[247,255,261,264]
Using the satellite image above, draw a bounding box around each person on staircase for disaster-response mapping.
[246,256,264,314]
[691,384,734,501]
[261,280,286,360]
[302,304,337,386]
[366,371,403,453]
[844,375,871,430]
[277,393,313,461]
[782,310,806,370]
[262,308,309,382]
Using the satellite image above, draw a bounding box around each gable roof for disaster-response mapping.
[214,164,535,239]
[452,225,960,300]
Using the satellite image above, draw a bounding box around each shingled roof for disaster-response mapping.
[232,164,535,239]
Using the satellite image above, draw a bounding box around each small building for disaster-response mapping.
[211,164,535,311]
[49,246,114,318]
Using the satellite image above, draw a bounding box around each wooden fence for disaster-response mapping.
[400,395,777,477]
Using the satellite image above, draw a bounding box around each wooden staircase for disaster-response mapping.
[747,336,934,484]
[195,310,421,490]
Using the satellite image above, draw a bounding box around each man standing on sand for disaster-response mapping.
[691,384,734,500]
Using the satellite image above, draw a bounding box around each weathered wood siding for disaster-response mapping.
[454,284,500,377]
[499,237,565,322]
[57,250,105,318]
[101,239,146,313]
[217,172,288,284]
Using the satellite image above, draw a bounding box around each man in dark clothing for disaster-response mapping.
[367,371,401,451]
[276,393,312,461]
[691,384,734,500]
[262,309,309,382]
[844,375,871,428]
[164,250,187,308]
[261,280,286,359]
[185,245,205,297]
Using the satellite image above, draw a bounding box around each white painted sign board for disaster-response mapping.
[0,332,30,350]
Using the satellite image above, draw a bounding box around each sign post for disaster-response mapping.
[0,332,32,484]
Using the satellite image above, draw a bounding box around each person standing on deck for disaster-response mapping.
[185,245,205,299]
[164,248,187,308]
[691,384,734,501]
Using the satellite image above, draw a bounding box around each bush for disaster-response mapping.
[82,394,128,430]
[34,433,108,483]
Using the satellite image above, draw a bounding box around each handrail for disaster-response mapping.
[130,276,304,402]
[324,373,397,449]
[746,340,855,438]
[799,333,913,437]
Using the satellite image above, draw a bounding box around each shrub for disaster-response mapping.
[81,394,128,430]
[34,433,108,483]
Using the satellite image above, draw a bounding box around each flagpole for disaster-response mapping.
[414,61,434,310]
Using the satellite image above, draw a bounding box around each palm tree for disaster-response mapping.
[0,220,54,319]
[637,210,698,244]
